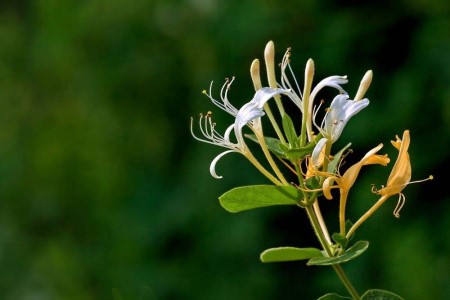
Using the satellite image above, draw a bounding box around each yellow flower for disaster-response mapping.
[346,131,433,237]
[375,130,411,197]
[371,130,432,217]
[320,143,389,235]
[323,144,390,200]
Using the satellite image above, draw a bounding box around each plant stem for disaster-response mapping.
[332,264,361,300]
[305,205,361,300]
[305,205,332,256]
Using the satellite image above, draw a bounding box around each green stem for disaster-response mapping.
[332,264,361,300]
[305,205,332,256]
[305,205,361,300]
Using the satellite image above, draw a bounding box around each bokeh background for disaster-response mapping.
[0,0,448,299]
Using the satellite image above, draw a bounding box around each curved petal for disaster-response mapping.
[325,95,370,142]
[342,143,384,191]
[234,87,290,144]
[223,123,236,144]
[312,138,328,167]
[385,130,411,191]
[342,98,370,122]
[252,87,290,108]
[210,150,238,179]
[310,75,348,103]
[323,176,340,200]
[365,154,390,166]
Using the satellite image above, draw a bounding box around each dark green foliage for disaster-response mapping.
[307,241,369,266]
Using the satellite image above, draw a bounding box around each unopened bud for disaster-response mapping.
[354,70,373,101]
[264,41,277,89]
[250,59,262,91]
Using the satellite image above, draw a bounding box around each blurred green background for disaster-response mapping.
[0,0,448,299]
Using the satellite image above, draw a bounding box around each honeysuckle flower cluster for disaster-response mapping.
[191,41,432,299]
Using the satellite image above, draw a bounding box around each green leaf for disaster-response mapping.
[307,241,369,266]
[305,176,321,190]
[332,233,348,250]
[219,185,301,213]
[327,143,352,174]
[362,289,404,300]
[245,134,286,157]
[245,133,323,161]
[284,147,313,161]
[260,247,323,263]
[282,114,299,147]
[317,293,352,300]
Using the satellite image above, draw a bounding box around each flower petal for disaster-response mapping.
[310,75,348,103]
[381,130,411,195]
[341,143,384,191]
[323,176,339,200]
[312,138,328,167]
[210,149,238,179]
[325,95,369,142]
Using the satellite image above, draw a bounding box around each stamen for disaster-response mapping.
[371,184,378,193]
[312,100,325,132]
[409,175,434,184]
[226,76,235,90]
[393,193,406,218]
[290,181,300,189]
[319,108,329,130]
[279,47,303,101]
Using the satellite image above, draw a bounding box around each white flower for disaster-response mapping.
[315,94,369,143]
[234,87,289,140]
[279,48,348,113]
[192,87,288,179]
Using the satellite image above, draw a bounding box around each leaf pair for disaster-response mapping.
[260,241,368,266]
